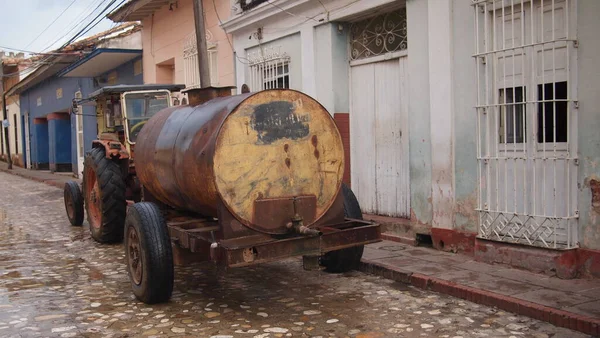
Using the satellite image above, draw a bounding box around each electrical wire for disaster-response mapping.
[72,0,128,44]
[39,0,109,52]
[261,0,361,33]
[3,0,124,80]
[0,45,79,56]
[212,0,250,65]
[265,0,318,22]
[59,0,122,49]
[39,0,107,52]
[23,0,78,50]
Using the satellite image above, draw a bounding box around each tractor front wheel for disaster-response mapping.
[83,147,127,243]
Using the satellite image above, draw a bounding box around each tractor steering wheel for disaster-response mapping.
[129,120,147,136]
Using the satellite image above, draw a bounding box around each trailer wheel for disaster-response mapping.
[125,202,174,304]
[83,147,127,243]
[321,184,365,273]
[64,181,84,226]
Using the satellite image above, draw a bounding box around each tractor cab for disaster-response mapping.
[76,84,185,158]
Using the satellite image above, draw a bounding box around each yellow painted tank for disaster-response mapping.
[135,89,345,234]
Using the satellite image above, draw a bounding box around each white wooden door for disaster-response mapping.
[75,92,85,177]
[350,56,409,217]
[24,112,31,169]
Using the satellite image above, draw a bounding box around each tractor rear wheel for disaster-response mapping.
[125,202,174,304]
[321,184,365,273]
[64,181,84,226]
[83,147,127,243]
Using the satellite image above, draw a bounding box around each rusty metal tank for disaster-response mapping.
[135,89,345,235]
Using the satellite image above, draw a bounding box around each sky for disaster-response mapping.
[0,0,127,56]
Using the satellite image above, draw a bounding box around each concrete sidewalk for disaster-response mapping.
[1,162,598,335]
[0,162,80,189]
[360,240,600,336]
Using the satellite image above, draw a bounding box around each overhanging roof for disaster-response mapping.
[87,84,186,99]
[6,54,82,96]
[58,48,142,77]
[108,0,171,22]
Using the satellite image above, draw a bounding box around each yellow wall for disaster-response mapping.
[141,0,234,86]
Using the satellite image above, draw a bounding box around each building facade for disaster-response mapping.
[8,24,143,176]
[222,0,600,278]
[109,0,235,93]
[0,52,28,167]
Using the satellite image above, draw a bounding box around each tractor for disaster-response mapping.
[63,84,184,242]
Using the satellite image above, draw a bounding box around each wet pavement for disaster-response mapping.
[0,172,590,338]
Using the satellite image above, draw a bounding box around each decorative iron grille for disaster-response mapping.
[183,33,218,89]
[349,8,407,61]
[473,0,578,249]
[247,46,290,91]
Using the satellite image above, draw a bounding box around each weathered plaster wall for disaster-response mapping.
[140,0,234,86]
[406,0,433,232]
[19,76,96,173]
[451,0,478,233]
[577,0,600,251]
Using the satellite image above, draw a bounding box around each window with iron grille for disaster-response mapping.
[474,0,578,249]
[183,33,219,88]
[247,46,290,92]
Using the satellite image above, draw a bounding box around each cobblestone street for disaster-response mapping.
[0,172,589,338]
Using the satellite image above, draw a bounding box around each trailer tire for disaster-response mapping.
[83,147,127,243]
[125,202,174,304]
[64,181,84,226]
[321,183,365,273]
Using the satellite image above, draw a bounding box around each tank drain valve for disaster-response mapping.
[286,197,322,237]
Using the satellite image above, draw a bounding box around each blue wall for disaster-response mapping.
[20,55,143,173]
[49,117,71,165]
[32,119,49,166]
[20,76,95,172]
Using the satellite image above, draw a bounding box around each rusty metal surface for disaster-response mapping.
[168,217,219,254]
[252,195,317,233]
[214,90,345,234]
[184,86,237,106]
[135,89,345,236]
[213,220,381,268]
[92,139,129,160]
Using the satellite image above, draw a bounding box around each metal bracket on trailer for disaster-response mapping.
[211,219,381,268]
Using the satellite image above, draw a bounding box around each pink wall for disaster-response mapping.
[141,0,234,86]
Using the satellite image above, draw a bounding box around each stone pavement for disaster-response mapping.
[0,163,598,336]
[360,241,600,336]
[0,161,80,189]
[0,171,586,338]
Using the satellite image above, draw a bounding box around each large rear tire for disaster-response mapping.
[125,202,174,304]
[321,184,365,273]
[64,181,84,226]
[83,147,127,243]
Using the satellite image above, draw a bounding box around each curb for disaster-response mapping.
[359,258,600,336]
[0,167,69,189]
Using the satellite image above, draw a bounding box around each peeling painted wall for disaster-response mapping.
[406,0,433,232]
[451,0,478,234]
[577,1,600,251]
